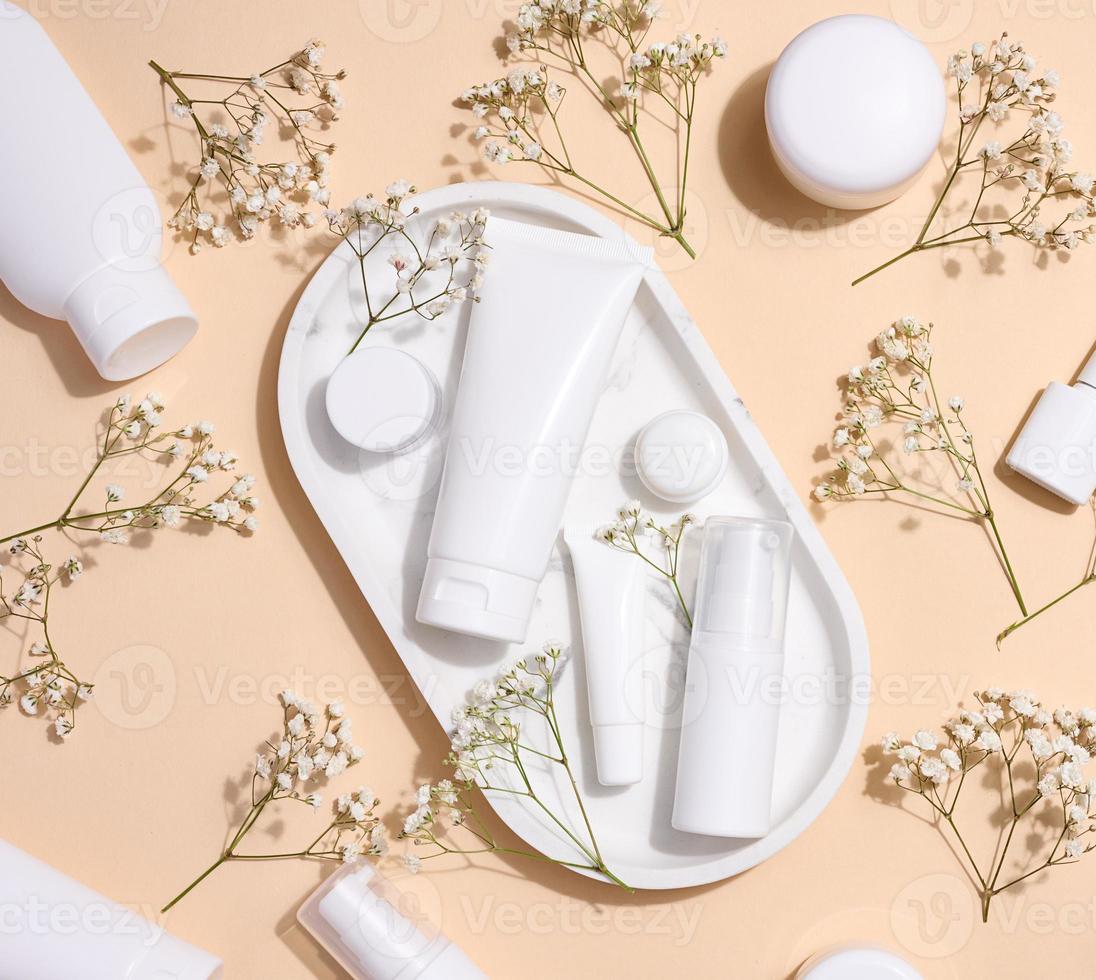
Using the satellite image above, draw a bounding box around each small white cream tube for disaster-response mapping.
[563,527,646,786]
[417,218,650,643]
[672,517,794,838]
[0,837,222,980]
[297,862,485,980]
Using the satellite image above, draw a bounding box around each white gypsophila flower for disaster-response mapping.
[913,729,938,751]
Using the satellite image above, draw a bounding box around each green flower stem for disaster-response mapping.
[161,856,229,914]
[997,576,1095,646]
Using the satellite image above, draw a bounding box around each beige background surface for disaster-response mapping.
[3,0,1096,976]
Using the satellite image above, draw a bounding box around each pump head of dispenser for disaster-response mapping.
[1006,350,1096,507]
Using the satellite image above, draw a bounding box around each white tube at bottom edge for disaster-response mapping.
[0,837,222,980]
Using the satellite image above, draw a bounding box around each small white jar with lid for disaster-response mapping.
[765,15,946,210]
[326,346,441,454]
[795,946,923,980]
[633,410,729,505]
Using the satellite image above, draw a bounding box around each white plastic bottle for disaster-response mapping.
[672,516,794,838]
[1007,350,1096,506]
[0,4,196,380]
[297,862,485,980]
[0,837,222,980]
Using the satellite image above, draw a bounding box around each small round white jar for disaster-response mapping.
[325,347,441,454]
[796,946,923,980]
[765,15,946,210]
[634,410,728,504]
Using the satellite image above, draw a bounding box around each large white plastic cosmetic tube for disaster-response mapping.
[0,837,222,980]
[0,5,197,380]
[672,516,794,838]
[417,217,650,643]
[563,527,646,786]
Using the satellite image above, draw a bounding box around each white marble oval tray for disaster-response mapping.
[277,180,868,890]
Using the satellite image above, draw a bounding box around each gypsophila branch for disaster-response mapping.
[1,393,260,547]
[399,643,632,891]
[460,0,726,258]
[880,688,1096,922]
[0,538,90,739]
[150,40,344,251]
[162,693,384,912]
[813,318,1096,644]
[813,318,1025,609]
[598,500,694,627]
[323,182,489,355]
[0,394,257,738]
[854,35,1095,285]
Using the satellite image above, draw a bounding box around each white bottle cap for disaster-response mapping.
[62,263,197,381]
[694,518,792,652]
[672,516,793,839]
[1006,352,1096,506]
[634,410,728,504]
[298,863,485,980]
[416,557,539,643]
[796,946,923,980]
[327,347,441,454]
[766,15,946,210]
[132,934,224,980]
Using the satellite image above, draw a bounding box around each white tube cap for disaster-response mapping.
[766,15,946,210]
[62,264,197,381]
[592,723,644,786]
[416,557,538,643]
[1006,380,1096,506]
[796,946,923,980]
[132,934,223,980]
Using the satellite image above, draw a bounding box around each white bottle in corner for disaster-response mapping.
[0,4,197,380]
[0,837,223,980]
